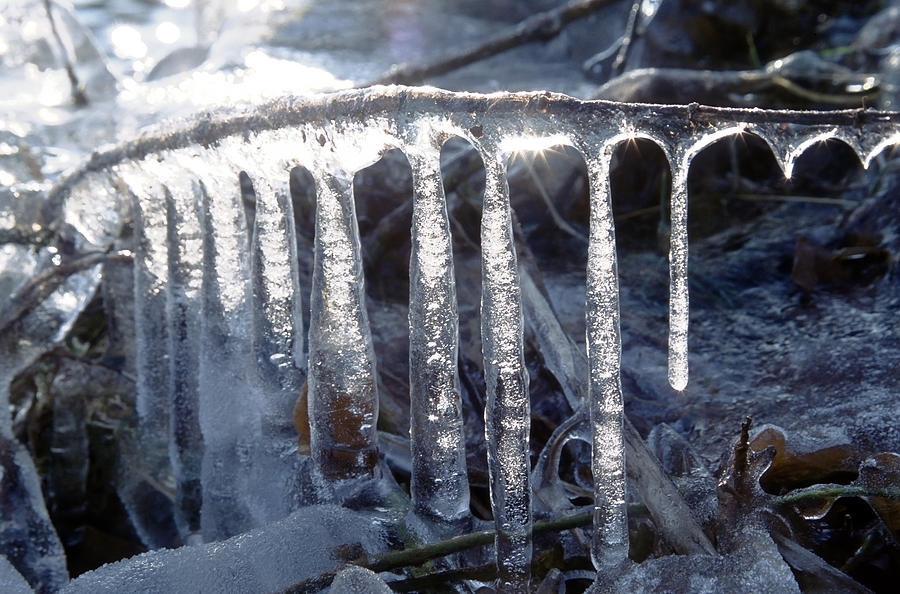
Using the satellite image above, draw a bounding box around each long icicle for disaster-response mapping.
[194,161,254,540]
[162,180,204,539]
[121,166,177,548]
[585,152,628,573]
[668,154,690,391]
[244,171,307,521]
[479,151,531,592]
[306,166,379,483]
[407,141,469,531]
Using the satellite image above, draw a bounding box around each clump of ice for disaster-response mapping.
[0,555,33,594]
[588,527,799,593]
[328,565,392,593]
[61,504,389,594]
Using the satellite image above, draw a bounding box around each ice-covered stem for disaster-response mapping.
[668,158,689,390]
[280,511,592,594]
[585,155,628,573]
[307,167,380,482]
[479,151,532,592]
[407,144,469,527]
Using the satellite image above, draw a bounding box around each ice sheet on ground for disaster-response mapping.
[61,504,389,594]
[0,555,34,594]
[587,527,800,594]
[328,565,392,593]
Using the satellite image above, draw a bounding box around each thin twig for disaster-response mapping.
[43,0,88,106]
[279,511,592,594]
[730,194,856,206]
[367,0,617,86]
[0,251,133,339]
[774,486,900,506]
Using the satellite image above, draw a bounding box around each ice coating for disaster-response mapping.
[240,137,308,524]
[119,162,180,546]
[667,154,690,391]
[162,173,204,538]
[0,555,33,594]
[329,565,393,593]
[60,505,389,594]
[406,126,470,528]
[585,148,628,571]
[191,154,256,540]
[125,155,208,540]
[41,87,900,586]
[478,147,532,592]
[306,165,380,483]
[0,434,69,593]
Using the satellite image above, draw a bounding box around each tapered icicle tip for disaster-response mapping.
[668,342,688,391]
[668,362,688,391]
[670,374,688,392]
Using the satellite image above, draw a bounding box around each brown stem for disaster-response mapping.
[367,0,618,86]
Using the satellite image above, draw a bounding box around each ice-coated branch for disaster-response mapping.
[407,144,470,529]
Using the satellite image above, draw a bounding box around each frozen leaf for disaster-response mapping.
[751,424,860,493]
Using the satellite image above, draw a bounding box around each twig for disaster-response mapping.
[367,0,617,86]
[611,0,641,76]
[518,159,588,244]
[279,511,592,593]
[774,486,900,506]
[43,0,88,106]
[0,251,133,339]
[388,563,496,592]
[730,194,856,207]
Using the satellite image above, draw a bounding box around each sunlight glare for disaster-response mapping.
[501,134,571,168]
[111,24,148,60]
[155,22,181,44]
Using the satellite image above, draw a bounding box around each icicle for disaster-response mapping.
[193,159,255,540]
[406,142,469,529]
[584,153,628,573]
[124,167,170,442]
[246,173,305,413]
[479,151,531,592]
[306,166,380,483]
[243,170,308,522]
[161,175,204,539]
[668,156,689,391]
[121,166,182,547]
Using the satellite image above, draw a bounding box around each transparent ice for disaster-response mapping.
[59,505,388,594]
[9,86,894,591]
[406,125,470,530]
[0,555,33,594]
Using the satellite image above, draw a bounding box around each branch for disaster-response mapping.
[0,251,132,339]
[279,511,592,594]
[367,0,617,86]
